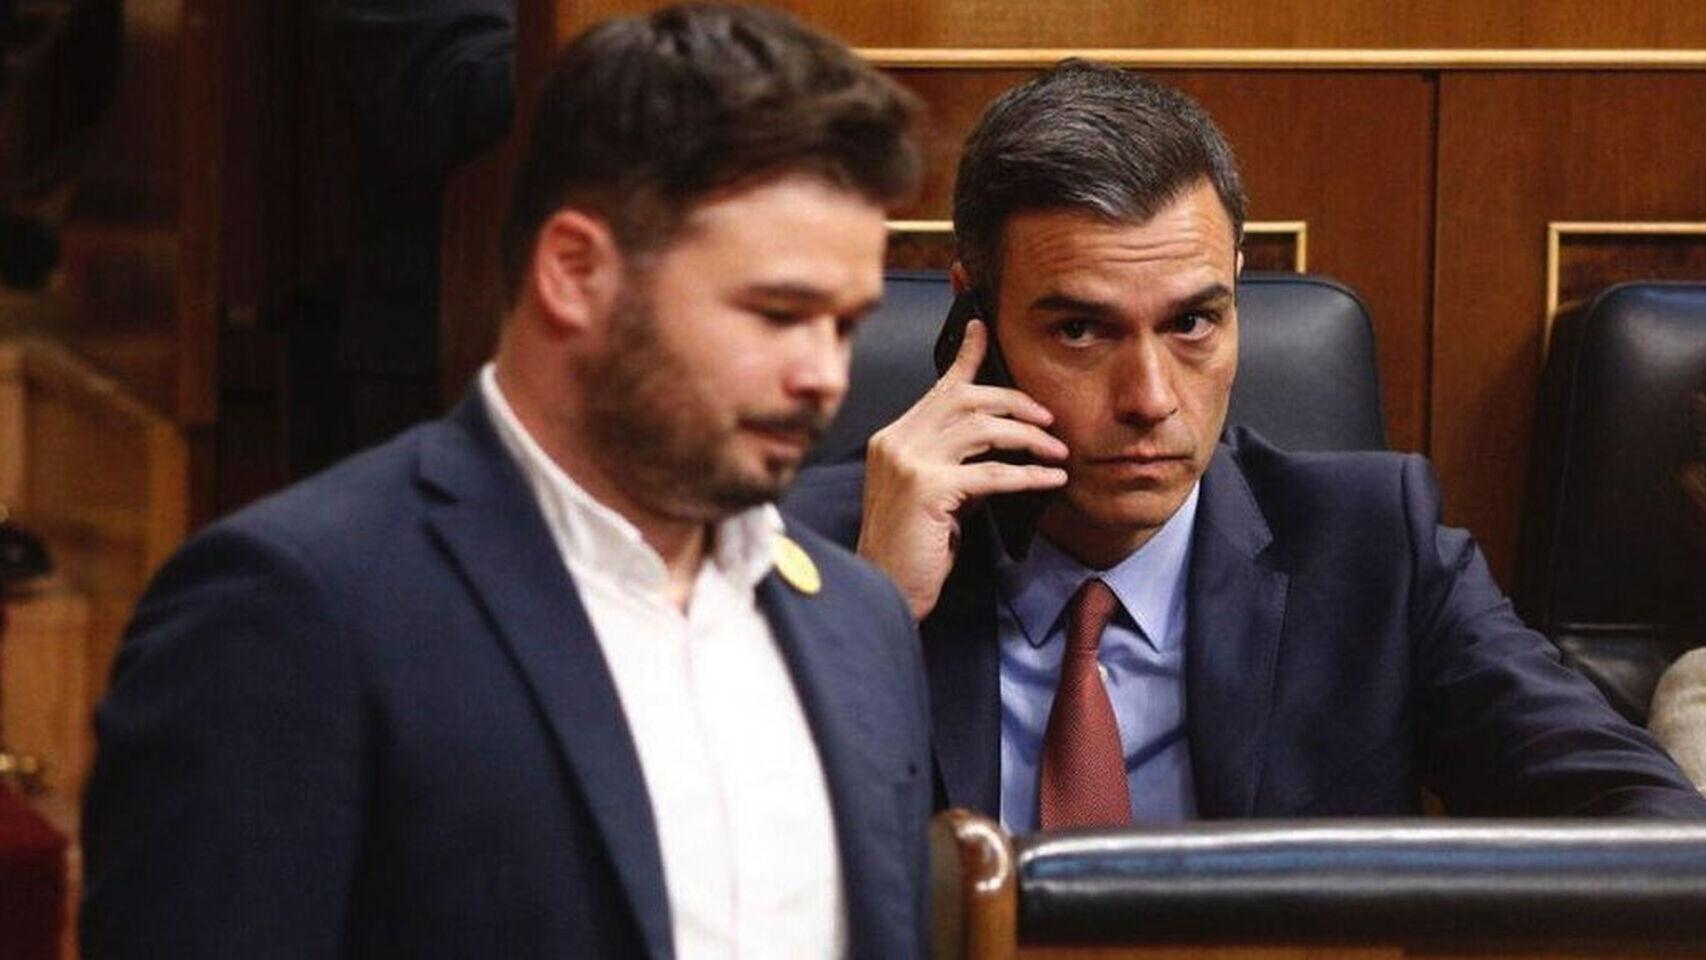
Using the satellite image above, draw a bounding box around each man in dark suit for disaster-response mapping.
[82,7,931,957]
[785,60,1706,828]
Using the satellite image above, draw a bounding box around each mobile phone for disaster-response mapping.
[932,290,1053,560]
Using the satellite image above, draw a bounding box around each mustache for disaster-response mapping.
[742,406,832,440]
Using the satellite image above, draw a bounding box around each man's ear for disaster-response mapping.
[1235,248,1245,277]
[948,260,972,296]
[528,209,622,334]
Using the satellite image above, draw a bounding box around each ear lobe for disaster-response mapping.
[1234,248,1245,277]
[529,209,621,333]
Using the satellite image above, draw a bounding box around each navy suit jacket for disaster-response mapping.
[83,396,933,958]
[784,428,1706,820]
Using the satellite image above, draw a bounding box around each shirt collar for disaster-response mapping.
[479,363,781,594]
[995,483,1199,651]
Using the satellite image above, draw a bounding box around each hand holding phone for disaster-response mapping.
[933,292,1059,560]
[855,298,1069,620]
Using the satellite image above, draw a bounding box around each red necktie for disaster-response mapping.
[1038,578,1132,829]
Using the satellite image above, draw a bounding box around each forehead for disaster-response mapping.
[996,181,1237,305]
[663,174,888,295]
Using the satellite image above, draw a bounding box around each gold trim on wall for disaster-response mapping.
[1544,221,1706,356]
[860,48,1706,70]
[888,220,1309,272]
[886,220,956,234]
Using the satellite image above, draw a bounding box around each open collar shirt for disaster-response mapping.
[480,365,846,958]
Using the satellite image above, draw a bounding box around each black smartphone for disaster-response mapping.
[932,290,1053,560]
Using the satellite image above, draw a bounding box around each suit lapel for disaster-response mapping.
[1186,446,1289,817]
[757,558,891,958]
[920,513,1002,817]
[417,398,673,960]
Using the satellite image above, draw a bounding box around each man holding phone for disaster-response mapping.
[788,60,1706,827]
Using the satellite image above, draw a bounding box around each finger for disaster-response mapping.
[949,414,1069,463]
[957,461,1070,499]
[954,382,1056,426]
[942,317,990,385]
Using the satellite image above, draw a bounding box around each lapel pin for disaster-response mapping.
[773,535,821,596]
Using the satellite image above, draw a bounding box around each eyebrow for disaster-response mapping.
[1029,282,1235,317]
[745,282,882,316]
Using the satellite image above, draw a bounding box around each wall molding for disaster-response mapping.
[1544,221,1706,355]
[861,48,1706,70]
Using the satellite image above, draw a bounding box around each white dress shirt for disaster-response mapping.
[480,366,846,958]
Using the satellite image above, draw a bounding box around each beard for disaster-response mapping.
[576,285,831,524]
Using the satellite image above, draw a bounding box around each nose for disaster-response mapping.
[1111,335,1179,426]
[783,315,851,408]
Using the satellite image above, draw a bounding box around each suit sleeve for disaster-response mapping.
[1404,456,1706,816]
[81,523,368,958]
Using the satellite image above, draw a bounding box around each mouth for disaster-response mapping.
[744,425,815,450]
[740,412,826,457]
[1082,451,1192,481]
[1088,448,1192,465]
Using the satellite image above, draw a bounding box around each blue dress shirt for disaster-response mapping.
[995,484,1200,831]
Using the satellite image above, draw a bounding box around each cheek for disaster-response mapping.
[1025,373,1103,445]
[1183,357,1236,418]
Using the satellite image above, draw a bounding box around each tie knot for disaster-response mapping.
[1066,578,1119,655]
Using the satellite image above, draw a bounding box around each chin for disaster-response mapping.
[1066,485,1191,536]
[697,461,793,515]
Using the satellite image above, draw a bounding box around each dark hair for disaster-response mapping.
[499,3,922,300]
[952,60,1246,295]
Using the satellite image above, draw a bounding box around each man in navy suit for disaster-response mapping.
[82,7,932,957]
[786,60,1706,828]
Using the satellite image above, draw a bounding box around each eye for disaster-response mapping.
[758,307,802,326]
[1054,317,1100,346]
[1165,311,1217,341]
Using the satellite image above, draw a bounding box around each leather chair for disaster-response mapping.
[1516,282,1706,723]
[931,810,1706,958]
[810,270,1384,467]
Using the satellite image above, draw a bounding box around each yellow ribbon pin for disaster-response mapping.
[773,535,821,595]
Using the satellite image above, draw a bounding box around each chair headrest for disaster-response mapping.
[1516,281,1706,719]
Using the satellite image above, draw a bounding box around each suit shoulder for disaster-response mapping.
[1219,428,1438,563]
[1226,427,1429,509]
[204,422,440,556]
[782,518,914,625]
[780,460,868,550]
[782,517,885,592]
